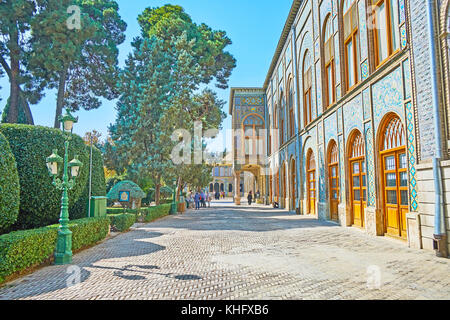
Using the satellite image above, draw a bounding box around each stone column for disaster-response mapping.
[234,171,241,205]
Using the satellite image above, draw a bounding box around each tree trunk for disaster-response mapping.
[176,177,182,202]
[6,31,20,124]
[155,184,161,206]
[54,68,68,128]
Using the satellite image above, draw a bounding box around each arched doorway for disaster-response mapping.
[220,183,224,192]
[214,183,220,194]
[290,158,296,211]
[209,184,214,192]
[379,115,408,239]
[348,131,366,228]
[328,141,339,221]
[306,149,316,215]
[281,162,287,208]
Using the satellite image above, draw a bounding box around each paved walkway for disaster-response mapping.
[0,202,449,300]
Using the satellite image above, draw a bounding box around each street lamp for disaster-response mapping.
[170,178,177,215]
[46,109,83,265]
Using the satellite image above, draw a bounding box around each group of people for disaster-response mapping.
[247,190,261,206]
[185,191,212,210]
[214,191,226,200]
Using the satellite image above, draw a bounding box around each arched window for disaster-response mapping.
[372,0,400,67]
[323,15,336,107]
[288,80,295,138]
[328,141,339,221]
[343,0,360,90]
[348,131,366,227]
[306,149,316,215]
[303,51,313,126]
[243,114,265,157]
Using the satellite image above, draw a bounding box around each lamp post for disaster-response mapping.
[170,178,177,215]
[46,110,83,265]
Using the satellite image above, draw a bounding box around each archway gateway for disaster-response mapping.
[306,149,316,215]
[379,116,408,240]
[349,131,366,228]
[328,141,339,221]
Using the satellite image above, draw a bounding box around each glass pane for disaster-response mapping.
[390,0,400,51]
[385,156,396,170]
[354,189,361,201]
[332,190,338,200]
[353,176,360,187]
[400,172,408,187]
[347,40,355,87]
[361,161,366,173]
[332,178,337,188]
[328,65,333,105]
[362,174,367,187]
[353,162,360,174]
[401,190,408,206]
[386,173,397,187]
[363,189,367,201]
[387,190,398,204]
[375,3,388,63]
[399,153,407,169]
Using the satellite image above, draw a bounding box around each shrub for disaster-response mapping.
[0,216,110,284]
[0,124,89,229]
[0,132,20,233]
[141,204,171,223]
[107,208,138,215]
[108,213,136,232]
[70,146,107,220]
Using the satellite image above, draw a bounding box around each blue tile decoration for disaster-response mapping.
[316,62,322,113]
[343,93,364,140]
[406,101,418,212]
[334,34,341,86]
[318,120,323,145]
[315,40,320,61]
[358,0,368,61]
[241,96,264,106]
[399,0,406,24]
[400,24,407,49]
[320,0,332,27]
[361,60,369,81]
[403,59,412,100]
[337,107,343,134]
[372,66,404,132]
[365,123,376,207]
[363,88,371,120]
[325,112,338,146]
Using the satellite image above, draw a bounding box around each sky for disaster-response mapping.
[0,0,293,152]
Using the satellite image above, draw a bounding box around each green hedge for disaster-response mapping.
[106,208,139,215]
[141,204,171,223]
[108,213,136,232]
[0,124,89,230]
[0,216,110,284]
[0,132,20,233]
[70,146,106,220]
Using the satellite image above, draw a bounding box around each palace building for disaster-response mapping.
[229,0,450,257]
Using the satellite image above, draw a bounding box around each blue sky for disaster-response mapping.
[0,0,292,151]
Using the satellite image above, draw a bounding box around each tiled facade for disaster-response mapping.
[229,0,450,256]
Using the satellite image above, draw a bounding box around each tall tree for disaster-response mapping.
[0,0,42,124]
[29,0,126,128]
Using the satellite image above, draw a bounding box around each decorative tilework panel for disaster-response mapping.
[333,0,338,16]
[406,101,418,212]
[320,0,332,27]
[324,112,338,146]
[241,96,264,106]
[316,62,322,114]
[336,84,341,100]
[358,0,368,61]
[343,94,364,139]
[361,60,369,81]
[315,40,320,61]
[313,0,320,40]
[334,34,341,86]
[372,66,404,132]
[399,0,406,24]
[403,59,412,100]
[365,123,376,207]
[318,120,323,145]
[337,107,343,134]
[363,88,371,120]
[400,24,407,49]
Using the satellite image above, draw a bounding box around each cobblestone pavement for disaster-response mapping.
[1,201,449,300]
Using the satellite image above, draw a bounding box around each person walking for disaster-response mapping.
[194,192,200,210]
[207,192,211,208]
[247,191,253,206]
[200,191,206,208]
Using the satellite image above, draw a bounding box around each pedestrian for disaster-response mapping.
[207,192,211,208]
[256,190,260,200]
[248,191,253,206]
[194,192,200,210]
[200,190,206,208]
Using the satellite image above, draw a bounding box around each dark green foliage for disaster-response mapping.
[106,208,138,215]
[107,180,146,200]
[0,132,20,233]
[108,213,136,232]
[0,124,89,229]
[70,146,107,220]
[0,216,110,284]
[141,204,171,223]
[1,98,29,124]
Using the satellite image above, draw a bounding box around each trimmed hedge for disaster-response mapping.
[0,132,20,233]
[0,216,110,284]
[141,204,171,223]
[108,213,136,232]
[0,124,89,230]
[70,146,106,220]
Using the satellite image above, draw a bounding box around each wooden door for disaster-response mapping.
[328,142,339,221]
[291,160,296,210]
[380,116,408,239]
[349,132,366,228]
[307,150,316,215]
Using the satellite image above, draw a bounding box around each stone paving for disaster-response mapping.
[0,201,449,300]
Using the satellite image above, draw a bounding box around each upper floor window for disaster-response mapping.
[303,51,313,126]
[343,0,360,90]
[243,115,264,157]
[372,0,400,67]
[323,15,336,107]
